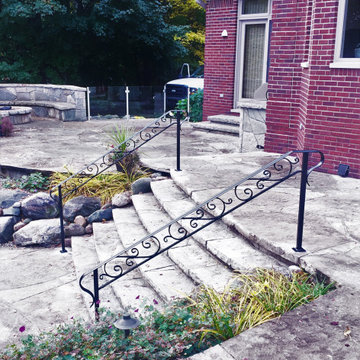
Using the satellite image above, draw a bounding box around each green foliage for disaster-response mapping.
[0,269,334,359]
[164,0,205,68]
[176,88,203,122]
[50,168,148,205]
[1,172,49,192]
[0,0,187,85]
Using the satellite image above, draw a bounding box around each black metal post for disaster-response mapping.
[176,111,181,171]
[293,152,309,252]
[94,269,100,321]
[58,185,67,253]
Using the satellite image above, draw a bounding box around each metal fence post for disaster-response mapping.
[163,85,166,113]
[176,111,181,171]
[86,87,91,121]
[293,151,309,252]
[94,269,100,321]
[58,185,67,253]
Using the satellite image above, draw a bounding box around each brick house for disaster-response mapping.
[200,0,360,178]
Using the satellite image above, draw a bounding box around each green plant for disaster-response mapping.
[0,116,13,137]
[50,167,149,204]
[176,89,203,122]
[0,269,334,359]
[1,172,49,192]
[106,123,140,174]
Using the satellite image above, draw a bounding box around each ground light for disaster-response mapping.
[114,312,140,338]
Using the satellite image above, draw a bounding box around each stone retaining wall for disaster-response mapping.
[0,84,87,121]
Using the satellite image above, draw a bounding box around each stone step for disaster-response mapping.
[113,206,195,302]
[92,221,161,312]
[151,179,287,273]
[132,193,233,291]
[192,122,239,136]
[208,114,240,125]
[71,235,122,318]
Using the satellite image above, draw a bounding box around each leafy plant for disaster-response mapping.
[106,123,140,174]
[1,172,49,192]
[0,269,334,359]
[50,167,148,204]
[0,116,13,137]
[176,89,203,122]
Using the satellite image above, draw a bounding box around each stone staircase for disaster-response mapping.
[71,177,288,319]
[191,114,240,136]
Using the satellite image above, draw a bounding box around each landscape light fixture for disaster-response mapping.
[114,312,140,338]
[338,164,350,177]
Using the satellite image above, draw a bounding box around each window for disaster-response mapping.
[235,0,271,102]
[331,0,360,68]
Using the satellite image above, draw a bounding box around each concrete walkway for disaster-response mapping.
[0,117,359,357]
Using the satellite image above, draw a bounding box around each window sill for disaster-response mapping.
[329,61,360,69]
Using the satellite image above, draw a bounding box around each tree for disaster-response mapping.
[164,0,205,70]
[0,0,186,85]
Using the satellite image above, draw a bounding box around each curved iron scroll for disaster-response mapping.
[49,110,189,200]
[79,150,324,312]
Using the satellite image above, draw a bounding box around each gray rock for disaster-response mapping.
[0,189,28,209]
[112,191,132,207]
[3,206,21,217]
[131,178,152,194]
[23,218,32,225]
[87,208,113,223]
[13,219,61,246]
[63,196,101,222]
[101,202,112,210]
[65,223,85,237]
[13,221,27,232]
[85,224,93,234]
[0,216,16,243]
[21,192,59,220]
[74,215,87,227]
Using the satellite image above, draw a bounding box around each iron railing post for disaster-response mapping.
[58,185,67,253]
[94,269,100,321]
[176,111,181,171]
[293,151,309,252]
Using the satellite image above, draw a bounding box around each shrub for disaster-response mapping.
[0,268,334,359]
[1,172,49,192]
[0,116,13,137]
[50,168,149,204]
[176,89,203,122]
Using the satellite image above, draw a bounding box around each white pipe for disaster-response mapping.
[125,86,130,119]
[187,87,190,114]
[86,87,91,121]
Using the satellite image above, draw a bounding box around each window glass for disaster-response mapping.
[242,0,268,14]
[342,0,360,58]
[242,24,266,98]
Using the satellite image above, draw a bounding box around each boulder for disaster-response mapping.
[13,221,27,232]
[0,216,16,243]
[3,206,21,217]
[21,192,59,220]
[0,189,28,209]
[85,224,93,234]
[13,219,61,246]
[87,208,113,223]
[63,196,101,222]
[112,191,132,207]
[74,215,87,227]
[65,223,85,237]
[131,178,152,195]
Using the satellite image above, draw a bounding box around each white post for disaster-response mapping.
[86,87,91,121]
[187,87,190,114]
[125,86,130,119]
[163,85,166,113]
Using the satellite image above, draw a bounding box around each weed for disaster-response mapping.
[1,172,49,193]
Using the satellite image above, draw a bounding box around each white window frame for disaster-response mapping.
[234,0,271,104]
[330,0,360,69]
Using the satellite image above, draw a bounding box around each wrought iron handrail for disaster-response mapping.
[50,110,189,252]
[79,150,324,317]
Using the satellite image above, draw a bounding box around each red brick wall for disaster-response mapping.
[265,0,360,178]
[203,0,238,120]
